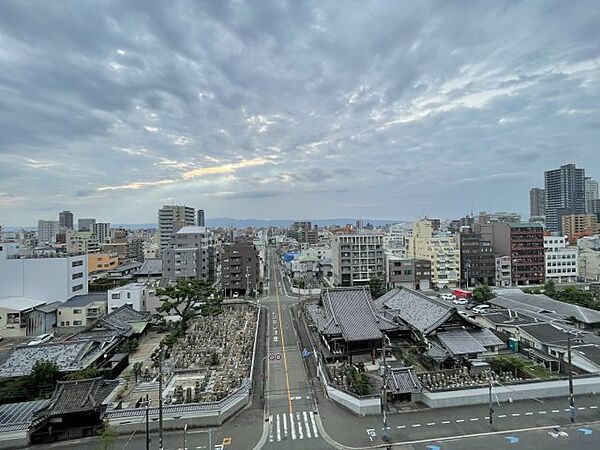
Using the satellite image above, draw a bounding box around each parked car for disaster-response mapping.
[472,304,491,314]
[440,293,456,301]
[452,298,468,305]
[28,333,53,346]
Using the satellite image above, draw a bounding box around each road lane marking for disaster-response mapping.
[427,422,436,426]
[309,411,319,437]
[456,419,464,423]
[397,425,406,429]
[303,411,312,439]
[578,407,586,410]
[525,412,534,416]
[290,413,296,440]
[511,413,520,417]
[442,421,450,424]
[296,412,304,439]
[276,413,281,442]
[413,424,421,427]
[268,415,273,443]
[591,406,598,409]
[470,418,479,421]
[275,274,293,413]
[283,412,288,438]
[552,410,560,413]
[498,415,506,418]
[539,411,547,414]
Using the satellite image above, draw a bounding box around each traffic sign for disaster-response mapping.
[302,348,311,358]
[578,428,593,435]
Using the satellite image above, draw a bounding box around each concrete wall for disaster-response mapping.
[290,287,321,295]
[421,376,600,408]
[326,385,381,416]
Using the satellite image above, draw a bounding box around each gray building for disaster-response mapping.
[221,242,260,297]
[529,188,545,218]
[197,209,205,227]
[544,164,586,232]
[385,256,431,290]
[162,226,214,281]
[332,233,385,287]
[78,218,96,232]
[158,205,195,253]
[585,177,599,214]
[457,231,495,287]
[58,211,73,230]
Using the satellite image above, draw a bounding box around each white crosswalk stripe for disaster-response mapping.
[269,411,318,442]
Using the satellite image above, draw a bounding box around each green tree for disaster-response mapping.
[544,280,558,298]
[156,278,222,330]
[96,420,118,450]
[473,285,495,303]
[64,367,101,381]
[30,359,60,399]
[369,277,386,298]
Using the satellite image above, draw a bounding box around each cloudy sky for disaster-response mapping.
[1,0,599,225]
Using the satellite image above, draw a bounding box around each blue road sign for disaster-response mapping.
[302,348,311,358]
[578,428,593,435]
[427,445,441,450]
[505,436,519,444]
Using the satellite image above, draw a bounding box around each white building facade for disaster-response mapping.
[108,283,148,312]
[544,236,578,283]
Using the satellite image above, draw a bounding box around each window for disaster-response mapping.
[72,260,83,267]
[404,269,412,275]
[111,293,120,299]
[127,292,131,299]
[73,309,82,314]
[72,272,83,280]
[72,284,83,292]
[73,320,82,326]
[60,321,64,326]
[65,321,70,326]
[7,313,19,324]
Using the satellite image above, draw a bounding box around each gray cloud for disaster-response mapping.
[0,0,599,224]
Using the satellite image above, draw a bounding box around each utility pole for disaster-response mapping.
[159,348,164,449]
[381,336,390,445]
[488,370,494,429]
[145,394,150,450]
[183,423,187,450]
[568,332,575,423]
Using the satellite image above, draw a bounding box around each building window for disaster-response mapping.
[7,313,19,324]
[60,321,64,326]
[73,309,82,314]
[111,294,120,299]
[73,320,82,326]
[72,284,83,292]
[72,260,83,267]
[72,272,83,280]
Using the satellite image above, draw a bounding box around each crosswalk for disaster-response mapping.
[268,410,319,443]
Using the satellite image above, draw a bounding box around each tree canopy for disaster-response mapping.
[156,278,222,329]
[473,285,495,303]
[369,276,387,299]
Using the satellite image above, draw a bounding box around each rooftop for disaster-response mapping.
[61,293,107,307]
[109,282,146,292]
[136,258,162,276]
[0,296,45,311]
[177,226,209,234]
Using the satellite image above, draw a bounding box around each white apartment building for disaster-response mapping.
[108,283,148,312]
[408,220,460,288]
[92,222,111,244]
[578,235,600,282]
[0,247,87,302]
[158,205,196,253]
[495,256,512,287]
[544,236,578,283]
[37,219,60,245]
[332,233,384,287]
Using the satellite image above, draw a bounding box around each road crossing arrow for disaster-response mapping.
[505,436,519,444]
[302,348,311,358]
[427,445,441,450]
[578,428,593,435]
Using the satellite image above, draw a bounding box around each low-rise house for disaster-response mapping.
[0,297,47,337]
[108,283,148,312]
[57,293,107,329]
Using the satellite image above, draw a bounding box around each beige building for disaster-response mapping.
[57,293,107,328]
[561,214,599,239]
[66,230,100,254]
[408,219,460,288]
[578,235,600,282]
[88,252,119,274]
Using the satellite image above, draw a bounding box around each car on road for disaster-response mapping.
[452,298,468,305]
[440,293,456,301]
[472,304,491,314]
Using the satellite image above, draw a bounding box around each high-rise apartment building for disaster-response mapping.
[585,177,599,214]
[59,210,74,230]
[544,164,586,232]
[408,220,460,288]
[78,218,96,232]
[197,209,205,227]
[158,205,195,253]
[457,231,495,287]
[221,241,260,297]
[529,188,545,218]
[91,222,111,244]
[509,223,545,285]
[561,213,599,239]
[37,219,60,245]
[332,232,384,287]
[162,226,214,281]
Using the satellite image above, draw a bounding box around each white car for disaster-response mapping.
[440,293,456,301]
[28,333,53,346]
[472,304,491,314]
[452,298,468,305]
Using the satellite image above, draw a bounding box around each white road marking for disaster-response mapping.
[456,419,465,423]
[539,411,547,414]
[296,412,304,439]
[397,425,406,429]
[470,418,479,421]
[591,406,598,409]
[427,422,436,426]
[290,413,296,440]
[276,413,281,442]
[303,411,312,439]
[511,413,520,417]
[442,421,450,424]
[578,407,586,410]
[412,424,421,427]
[525,412,534,416]
[269,415,274,443]
[309,411,319,437]
[283,412,288,438]
[552,409,560,413]
[498,415,507,418]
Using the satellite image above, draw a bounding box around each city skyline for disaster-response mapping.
[1,1,599,224]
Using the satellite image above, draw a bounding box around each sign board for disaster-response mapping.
[268,353,282,361]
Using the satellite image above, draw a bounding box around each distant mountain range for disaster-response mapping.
[4,218,409,231]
